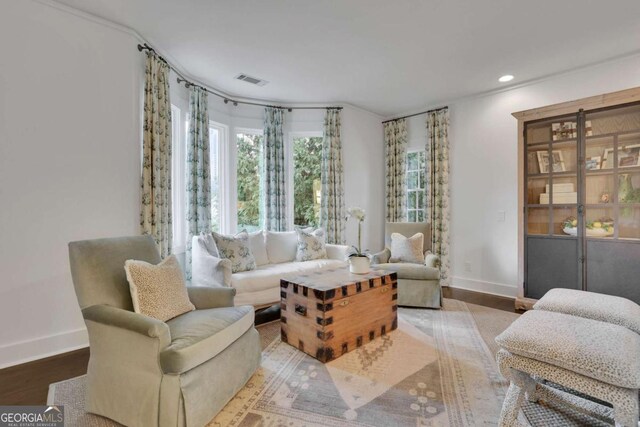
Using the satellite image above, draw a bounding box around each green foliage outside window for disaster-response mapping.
[236,133,263,232]
[293,137,323,228]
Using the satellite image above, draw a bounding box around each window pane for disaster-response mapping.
[294,136,323,228]
[210,128,220,232]
[408,210,416,222]
[407,152,419,170]
[236,132,263,232]
[417,190,424,210]
[417,210,425,222]
[408,191,416,209]
[407,171,419,189]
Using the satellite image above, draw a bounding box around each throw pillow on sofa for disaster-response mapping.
[295,228,327,261]
[265,231,298,264]
[248,230,269,266]
[389,232,424,264]
[124,255,195,322]
[212,231,256,273]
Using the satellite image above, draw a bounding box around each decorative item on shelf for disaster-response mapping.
[551,121,577,141]
[585,155,601,171]
[540,183,576,204]
[345,207,370,274]
[619,174,640,203]
[602,147,615,169]
[585,120,593,137]
[562,216,615,237]
[600,191,611,204]
[537,150,566,173]
[618,144,640,168]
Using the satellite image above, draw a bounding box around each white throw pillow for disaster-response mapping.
[295,228,327,262]
[199,232,219,257]
[389,232,424,264]
[212,231,256,273]
[248,230,269,266]
[265,231,298,264]
[125,255,195,322]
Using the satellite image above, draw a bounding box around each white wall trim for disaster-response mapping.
[450,276,518,299]
[0,328,88,370]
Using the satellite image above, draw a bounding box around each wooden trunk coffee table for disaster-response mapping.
[280,267,398,362]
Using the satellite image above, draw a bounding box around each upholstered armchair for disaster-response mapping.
[370,222,442,308]
[68,236,261,427]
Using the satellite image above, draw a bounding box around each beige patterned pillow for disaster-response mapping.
[125,255,195,322]
[295,228,327,261]
[212,231,256,273]
[389,232,424,264]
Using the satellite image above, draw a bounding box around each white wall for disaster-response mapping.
[0,0,145,368]
[0,1,384,368]
[446,54,640,297]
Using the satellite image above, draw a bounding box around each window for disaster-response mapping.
[407,151,427,222]
[236,131,263,232]
[293,136,323,228]
[209,122,227,233]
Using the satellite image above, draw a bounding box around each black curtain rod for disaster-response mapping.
[138,43,343,112]
[382,106,448,124]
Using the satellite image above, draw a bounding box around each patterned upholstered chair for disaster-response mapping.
[495,288,640,426]
[370,222,441,309]
[68,236,261,427]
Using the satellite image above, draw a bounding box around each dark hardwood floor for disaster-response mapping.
[0,287,516,406]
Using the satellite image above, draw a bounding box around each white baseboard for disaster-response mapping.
[0,328,88,370]
[450,276,518,298]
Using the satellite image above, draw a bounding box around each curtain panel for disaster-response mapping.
[140,52,172,257]
[320,108,345,244]
[262,107,287,231]
[185,86,211,279]
[384,119,408,222]
[426,108,451,286]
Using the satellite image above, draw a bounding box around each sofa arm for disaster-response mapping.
[326,244,350,261]
[370,248,391,265]
[82,304,171,341]
[192,236,232,287]
[424,251,441,269]
[187,286,236,309]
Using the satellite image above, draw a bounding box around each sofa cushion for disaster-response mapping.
[389,233,424,264]
[265,231,298,264]
[160,306,254,374]
[534,288,640,335]
[199,232,219,257]
[231,259,346,294]
[495,310,640,388]
[213,231,256,273]
[124,255,195,322]
[372,263,439,280]
[248,230,269,266]
[295,228,327,261]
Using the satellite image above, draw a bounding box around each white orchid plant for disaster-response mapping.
[346,207,367,258]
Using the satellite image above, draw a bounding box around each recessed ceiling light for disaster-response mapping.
[499,74,514,83]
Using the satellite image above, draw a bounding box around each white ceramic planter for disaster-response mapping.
[349,256,370,274]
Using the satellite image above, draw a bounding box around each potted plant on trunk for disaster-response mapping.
[346,207,370,274]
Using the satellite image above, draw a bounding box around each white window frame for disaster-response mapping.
[406,150,427,223]
[288,131,324,229]
[171,105,187,253]
[209,121,229,234]
[232,127,264,234]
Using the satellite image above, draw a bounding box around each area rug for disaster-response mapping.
[50,299,518,426]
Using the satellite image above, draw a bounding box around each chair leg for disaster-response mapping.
[499,382,527,427]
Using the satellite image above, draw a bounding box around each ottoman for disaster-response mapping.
[495,310,640,426]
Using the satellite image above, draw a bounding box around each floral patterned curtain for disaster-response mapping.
[426,108,451,286]
[384,119,408,222]
[320,108,345,244]
[140,52,172,258]
[262,107,287,231]
[185,86,211,279]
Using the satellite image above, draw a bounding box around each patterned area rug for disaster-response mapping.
[66,298,628,427]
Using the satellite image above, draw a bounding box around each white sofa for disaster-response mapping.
[192,231,349,307]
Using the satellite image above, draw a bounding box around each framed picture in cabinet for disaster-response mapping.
[618,144,640,168]
[537,150,566,173]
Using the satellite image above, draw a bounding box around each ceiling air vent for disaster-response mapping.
[235,73,269,86]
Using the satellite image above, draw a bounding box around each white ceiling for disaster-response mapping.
[53,0,640,116]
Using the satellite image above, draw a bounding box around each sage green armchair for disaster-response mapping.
[68,236,261,427]
[370,222,442,309]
